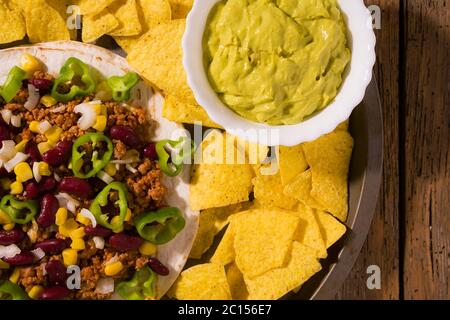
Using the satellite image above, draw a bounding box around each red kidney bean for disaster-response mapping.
[28,78,53,94]
[35,239,67,255]
[110,125,141,148]
[2,252,35,266]
[45,260,67,285]
[84,226,112,238]
[0,126,11,141]
[25,141,42,162]
[42,140,73,166]
[58,177,94,199]
[143,143,157,160]
[40,286,70,300]
[148,258,169,276]
[37,194,58,228]
[41,176,57,192]
[108,234,143,251]
[0,229,26,246]
[24,177,57,199]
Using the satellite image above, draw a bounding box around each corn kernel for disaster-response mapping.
[0,210,12,224]
[29,121,40,133]
[55,208,68,226]
[14,162,33,182]
[28,285,44,300]
[93,104,102,115]
[111,216,123,233]
[59,218,79,237]
[40,95,57,108]
[15,139,29,153]
[37,142,52,155]
[3,223,15,231]
[139,241,157,256]
[9,268,21,284]
[0,178,11,191]
[105,163,117,177]
[45,126,62,145]
[93,115,107,132]
[76,214,91,226]
[10,181,23,195]
[0,260,9,269]
[37,162,51,176]
[70,238,85,250]
[70,227,85,239]
[62,249,78,267]
[21,53,42,75]
[104,261,124,276]
[124,209,132,222]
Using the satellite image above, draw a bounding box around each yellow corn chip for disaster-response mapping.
[279,145,309,186]
[252,167,298,210]
[283,169,324,210]
[5,0,23,12]
[210,223,236,266]
[163,95,221,128]
[127,19,197,104]
[233,208,300,279]
[226,263,248,300]
[245,242,322,300]
[0,2,25,44]
[168,263,231,300]
[169,0,193,19]
[336,120,350,131]
[77,0,116,15]
[108,0,142,36]
[314,210,347,248]
[82,10,119,43]
[303,130,354,221]
[24,0,71,43]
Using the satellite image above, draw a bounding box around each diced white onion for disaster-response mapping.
[4,152,29,172]
[95,278,115,294]
[93,236,105,250]
[49,105,66,113]
[0,109,12,124]
[125,164,137,174]
[74,102,97,130]
[0,244,21,259]
[10,115,21,128]
[80,208,97,227]
[38,120,52,134]
[55,192,80,213]
[97,170,114,184]
[41,263,47,276]
[31,248,45,260]
[0,140,16,161]
[32,162,42,183]
[54,173,61,182]
[24,84,40,111]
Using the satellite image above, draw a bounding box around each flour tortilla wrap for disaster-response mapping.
[0,41,199,299]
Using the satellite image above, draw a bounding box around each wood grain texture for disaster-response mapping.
[335,0,401,300]
[403,0,450,299]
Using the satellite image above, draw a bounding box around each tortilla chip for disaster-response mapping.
[279,145,309,186]
[82,9,119,43]
[336,120,349,131]
[114,0,171,52]
[0,2,25,44]
[210,223,236,266]
[169,0,193,19]
[245,242,322,300]
[163,95,221,128]
[226,263,248,300]
[252,167,298,210]
[168,263,231,300]
[283,169,324,210]
[303,130,353,221]
[108,0,142,36]
[77,0,116,15]
[314,210,347,248]
[189,202,250,259]
[24,0,71,43]
[127,19,197,104]
[233,208,300,279]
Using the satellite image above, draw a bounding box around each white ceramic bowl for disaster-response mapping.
[183,0,376,146]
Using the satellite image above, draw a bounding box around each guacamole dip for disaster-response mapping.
[203,0,351,125]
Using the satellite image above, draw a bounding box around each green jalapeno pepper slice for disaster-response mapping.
[134,207,185,245]
[89,182,128,233]
[0,195,38,225]
[116,266,155,300]
[107,72,140,102]
[71,133,113,179]
[0,281,29,300]
[51,57,96,103]
[0,66,27,103]
[156,137,195,177]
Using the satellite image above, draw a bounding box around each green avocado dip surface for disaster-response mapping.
[203,0,351,125]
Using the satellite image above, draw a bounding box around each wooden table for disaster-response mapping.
[335,0,449,299]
